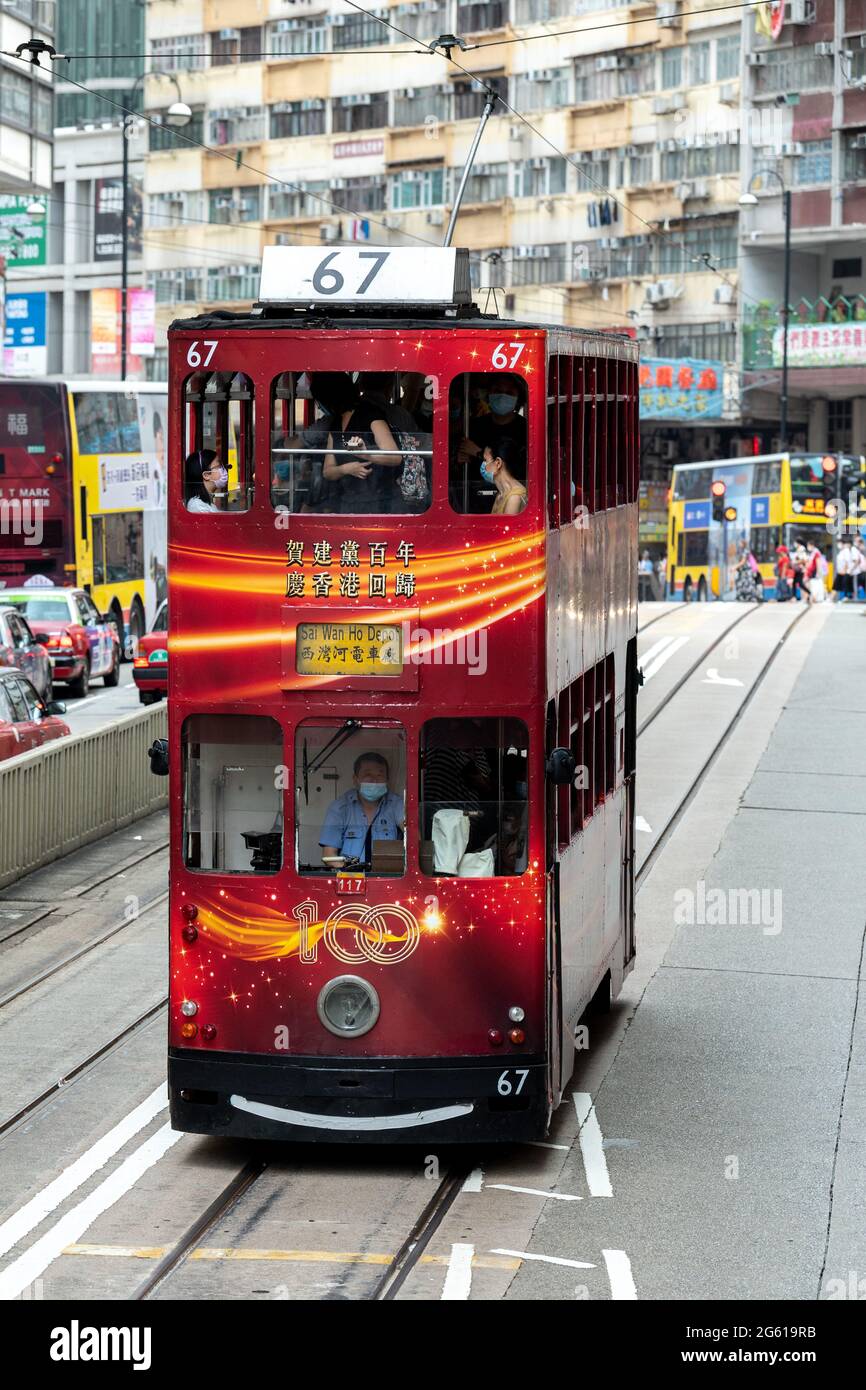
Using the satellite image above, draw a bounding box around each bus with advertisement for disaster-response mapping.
[156,245,640,1145]
[666,452,864,600]
[0,380,167,652]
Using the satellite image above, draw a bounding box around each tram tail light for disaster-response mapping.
[182,903,198,921]
[181,924,198,943]
[508,1028,526,1045]
[201,1024,217,1042]
[180,1022,198,1040]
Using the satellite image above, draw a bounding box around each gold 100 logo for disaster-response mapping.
[291,900,421,965]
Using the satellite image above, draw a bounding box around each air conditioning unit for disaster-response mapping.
[595,55,620,72]
[320,223,339,241]
[426,209,445,225]
[331,14,347,25]
[781,141,805,154]
[814,41,834,56]
[675,180,708,201]
[534,69,556,82]
[656,0,682,27]
[645,279,681,304]
[786,0,815,23]
[748,52,769,66]
[659,441,678,461]
[626,144,641,157]
[714,284,735,305]
[529,157,546,169]
[509,124,524,140]
[851,132,866,149]
[273,19,292,33]
[579,266,608,281]
[718,81,738,105]
[330,177,347,189]
[218,28,240,41]
[653,93,686,114]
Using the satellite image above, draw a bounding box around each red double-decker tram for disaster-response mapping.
[164,246,638,1143]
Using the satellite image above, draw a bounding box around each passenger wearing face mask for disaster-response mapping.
[320,752,405,869]
[456,375,527,511]
[481,438,527,516]
[185,449,229,513]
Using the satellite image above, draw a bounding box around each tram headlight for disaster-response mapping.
[181,1000,198,1018]
[316,976,380,1038]
[508,1006,525,1023]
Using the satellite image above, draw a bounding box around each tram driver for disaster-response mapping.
[185,448,229,513]
[319,752,405,870]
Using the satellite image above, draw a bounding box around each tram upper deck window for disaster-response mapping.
[183,372,254,513]
[182,715,283,875]
[270,371,432,515]
[419,717,528,877]
[295,723,406,876]
[449,373,528,515]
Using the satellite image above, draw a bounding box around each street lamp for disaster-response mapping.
[120,73,192,379]
[739,168,791,449]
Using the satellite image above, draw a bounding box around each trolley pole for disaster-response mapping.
[443,89,498,247]
[120,116,131,381]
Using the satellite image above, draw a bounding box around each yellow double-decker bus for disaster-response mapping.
[0,380,166,653]
[666,452,864,601]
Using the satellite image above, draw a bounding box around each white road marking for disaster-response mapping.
[603,1248,638,1300]
[641,635,690,683]
[441,1243,474,1300]
[703,667,744,687]
[635,815,653,834]
[638,634,675,667]
[462,1168,484,1192]
[0,1083,168,1259]
[0,1122,182,1300]
[491,1248,595,1270]
[573,1093,613,1197]
[487,1184,582,1201]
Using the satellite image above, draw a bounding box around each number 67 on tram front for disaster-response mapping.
[160,245,639,1144]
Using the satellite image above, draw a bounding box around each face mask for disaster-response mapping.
[489,393,517,416]
[210,466,229,488]
[359,781,387,802]
[480,461,494,483]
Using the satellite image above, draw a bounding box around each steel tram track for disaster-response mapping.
[636,603,689,634]
[637,601,764,737]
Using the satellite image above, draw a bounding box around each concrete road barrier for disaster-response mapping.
[0,704,168,890]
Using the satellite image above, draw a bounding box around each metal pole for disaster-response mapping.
[780,187,791,450]
[443,89,498,247]
[120,114,130,380]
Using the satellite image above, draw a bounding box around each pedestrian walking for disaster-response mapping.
[833,539,854,602]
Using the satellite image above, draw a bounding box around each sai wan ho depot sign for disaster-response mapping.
[774,323,866,368]
[639,357,724,421]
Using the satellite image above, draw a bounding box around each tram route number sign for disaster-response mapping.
[259,245,470,305]
[295,621,403,676]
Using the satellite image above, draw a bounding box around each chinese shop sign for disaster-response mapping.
[639,358,724,421]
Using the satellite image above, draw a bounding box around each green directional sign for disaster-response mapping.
[0,195,46,268]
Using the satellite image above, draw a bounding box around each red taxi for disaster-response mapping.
[1,585,120,697]
[133,600,167,705]
[0,669,69,760]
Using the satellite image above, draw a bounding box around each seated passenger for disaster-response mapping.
[312,372,401,515]
[185,449,228,513]
[319,752,405,869]
[481,439,528,516]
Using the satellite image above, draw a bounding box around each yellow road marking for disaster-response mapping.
[62,1244,519,1271]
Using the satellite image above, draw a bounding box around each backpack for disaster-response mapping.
[395,432,429,503]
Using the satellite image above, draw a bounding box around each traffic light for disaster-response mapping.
[711,478,726,522]
[821,455,838,512]
[724,505,737,523]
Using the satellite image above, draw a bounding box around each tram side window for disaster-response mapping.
[182,715,283,874]
[555,655,616,851]
[271,371,432,516]
[295,723,406,876]
[420,718,528,877]
[183,372,254,513]
[449,373,529,516]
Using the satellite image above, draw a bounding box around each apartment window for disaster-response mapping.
[393,1,449,37]
[34,81,52,135]
[843,134,866,181]
[716,34,740,81]
[514,156,567,197]
[454,75,505,119]
[828,400,853,453]
[616,146,654,186]
[333,10,389,48]
[833,257,862,278]
[207,107,265,146]
[270,99,326,139]
[462,162,509,202]
[332,93,389,132]
[389,167,445,209]
[659,221,737,272]
[148,190,207,227]
[266,17,327,55]
[268,181,330,218]
[0,68,32,127]
[573,51,653,103]
[660,142,740,180]
[209,187,262,225]
[457,0,504,29]
[151,268,204,304]
[150,108,204,151]
[660,321,736,361]
[754,46,829,96]
[573,156,611,193]
[469,248,506,288]
[393,85,452,127]
[150,33,207,71]
[513,68,571,110]
[339,176,386,213]
[609,237,653,277]
[793,138,832,185]
[691,42,711,85]
[510,244,568,284]
[851,43,866,81]
[515,0,572,19]
[206,266,261,301]
[211,26,262,65]
[661,46,683,89]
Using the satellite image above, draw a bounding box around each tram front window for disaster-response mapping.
[295,723,406,875]
[271,371,432,515]
[182,715,283,874]
[420,717,528,877]
[449,373,529,515]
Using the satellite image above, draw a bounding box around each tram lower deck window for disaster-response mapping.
[271,371,432,515]
[295,723,406,876]
[448,373,529,516]
[420,718,528,877]
[182,715,283,874]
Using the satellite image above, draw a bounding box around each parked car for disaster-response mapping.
[133,600,167,705]
[0,606,53,701]
[0,670,68,760]
[1,585,120,697]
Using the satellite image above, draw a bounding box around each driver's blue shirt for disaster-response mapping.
[319,788,404,860]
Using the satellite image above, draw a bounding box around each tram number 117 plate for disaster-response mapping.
[336,873,366,895]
